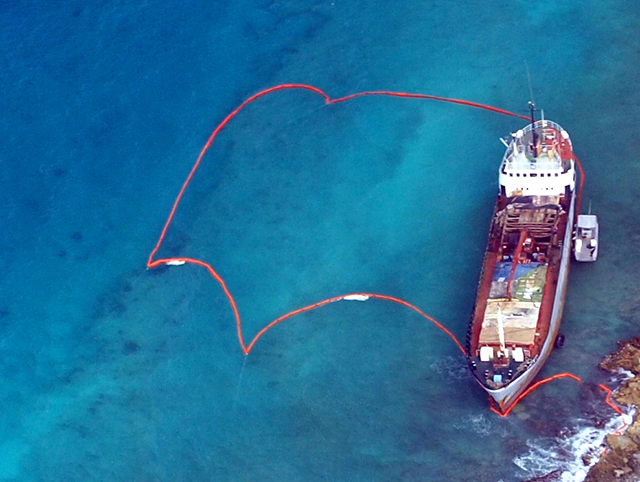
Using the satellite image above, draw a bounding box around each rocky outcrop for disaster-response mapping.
[599,338,640,375]
[585,338,640,481]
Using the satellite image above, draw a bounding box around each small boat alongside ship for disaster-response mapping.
[574,214,599,262]
[466,105,598,413]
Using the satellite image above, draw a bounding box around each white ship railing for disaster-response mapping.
[502,119,568,171]
[520,119,565,136]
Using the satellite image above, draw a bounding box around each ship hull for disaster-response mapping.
[482,190,574,411]
[466,119,577,413]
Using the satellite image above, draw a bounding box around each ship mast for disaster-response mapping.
[497,305,506,353]
[529,101,539,157]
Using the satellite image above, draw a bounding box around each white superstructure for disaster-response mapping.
[499,120,576,198]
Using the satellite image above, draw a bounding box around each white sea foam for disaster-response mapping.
[453,412,509,438]
[429,356,473,382]
[615,368,635,383]
[513,407,634,482]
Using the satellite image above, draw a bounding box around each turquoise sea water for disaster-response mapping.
[1,1,639,480]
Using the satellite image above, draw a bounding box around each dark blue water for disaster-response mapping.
[1,1,638,480]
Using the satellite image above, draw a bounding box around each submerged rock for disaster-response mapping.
[523,469,561,482]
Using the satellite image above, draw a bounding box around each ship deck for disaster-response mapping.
[478,261,547,346]
[466,192,569,394]
[466,118,576,411]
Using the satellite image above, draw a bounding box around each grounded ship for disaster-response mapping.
[466,107,581,413]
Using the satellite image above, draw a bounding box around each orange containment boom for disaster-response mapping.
[145,83,607,420]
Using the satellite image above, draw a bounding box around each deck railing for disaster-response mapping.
[502,119,567,170]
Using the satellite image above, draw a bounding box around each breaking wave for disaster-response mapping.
[513,408,634,481]
[453,412,509,438]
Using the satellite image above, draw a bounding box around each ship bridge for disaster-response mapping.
[499,120,576,198]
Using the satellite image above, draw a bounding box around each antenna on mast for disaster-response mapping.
[525,62,539,156]
[525,61,535,107]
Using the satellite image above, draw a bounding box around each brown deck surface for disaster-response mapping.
[478,301,539,345]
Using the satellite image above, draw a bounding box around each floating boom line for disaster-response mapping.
[145,83,601,419]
